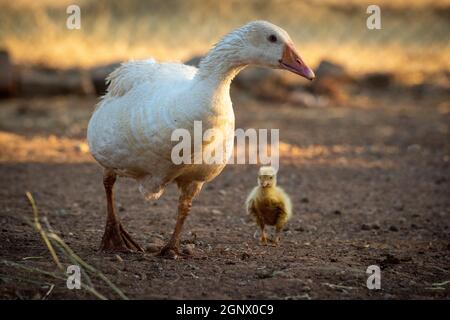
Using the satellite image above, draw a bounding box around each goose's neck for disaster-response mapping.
[195,33,248,90]
[196,57,245,89]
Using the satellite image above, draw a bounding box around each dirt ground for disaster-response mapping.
[0,88,449,299]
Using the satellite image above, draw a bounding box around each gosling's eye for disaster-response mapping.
[268,34,277,43]
[269,176,273,180]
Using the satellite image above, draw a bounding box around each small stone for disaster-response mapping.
[333,210,342,215]
[145,244,161,253]
[407,144,421,152]
[389,225,399,232]
[301,197,309,203]
[361,224,371,231]
[256,270,273,279]
[371,223,380,230]
[241,252,250,260]
[393,201,404,211]
[145,238,165,253]
[273,270,290,278]
[182,243,195,256]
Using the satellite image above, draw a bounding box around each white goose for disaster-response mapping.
[87,20,314,258]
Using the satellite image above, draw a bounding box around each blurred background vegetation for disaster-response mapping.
[0,0,449,78]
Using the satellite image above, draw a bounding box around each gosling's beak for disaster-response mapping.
[279,43,315,81]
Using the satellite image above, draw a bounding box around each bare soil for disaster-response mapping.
[0,89,449,299]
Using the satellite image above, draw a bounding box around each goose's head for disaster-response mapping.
[225,21,315,81]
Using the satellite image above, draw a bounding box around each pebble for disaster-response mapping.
[407,144,421,152]
[389,225,399,232]
[393,201,404,211]
[145,244,162,253]
[256,270,273,279]
[361,223,371,231]
[241,252,250,260]
[183,243,195,256]
[273,270,290,278]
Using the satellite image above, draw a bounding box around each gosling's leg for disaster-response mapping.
[158,181,203,259]
[273,220,285,246]
[272,228,281,246]
[254,214,268,245]
[100,168,144,253]
[259,224,268,245]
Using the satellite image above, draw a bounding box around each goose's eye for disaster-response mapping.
[268,34,277,43]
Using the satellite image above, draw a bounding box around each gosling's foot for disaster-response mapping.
[270,237,280,246]
[260,234,268,246]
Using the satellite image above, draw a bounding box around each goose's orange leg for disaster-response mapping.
[100,169,144,253]
[158,181,203,259]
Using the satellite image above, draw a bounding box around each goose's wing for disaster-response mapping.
[88,59,198,171]
[105,59,198,98]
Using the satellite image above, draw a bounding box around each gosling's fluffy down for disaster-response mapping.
[246,166,292,245]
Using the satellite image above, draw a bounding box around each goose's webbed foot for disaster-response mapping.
[100,222,144,253]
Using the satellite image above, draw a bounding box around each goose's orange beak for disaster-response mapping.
[279,43,315,81]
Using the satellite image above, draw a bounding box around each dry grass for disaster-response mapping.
[1,192,128,300]
[0,0,449,75]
